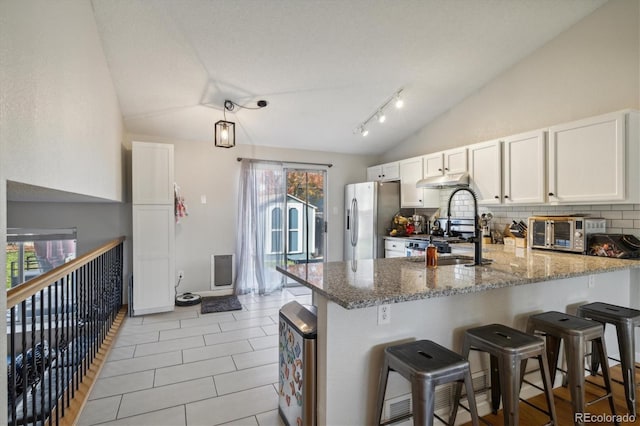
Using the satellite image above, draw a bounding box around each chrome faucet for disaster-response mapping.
[446,187,486,266]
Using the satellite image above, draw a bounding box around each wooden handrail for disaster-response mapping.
[7,236,126,309]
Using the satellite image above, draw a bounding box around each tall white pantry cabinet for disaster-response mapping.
[132,141,176,315]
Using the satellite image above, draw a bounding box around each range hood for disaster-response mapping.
[416,172,470,189]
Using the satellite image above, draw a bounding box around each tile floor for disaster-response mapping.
[78,289,312,426]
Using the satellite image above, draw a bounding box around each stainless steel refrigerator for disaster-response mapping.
[344,181,400,260]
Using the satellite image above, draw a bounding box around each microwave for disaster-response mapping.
[528,216,606,253]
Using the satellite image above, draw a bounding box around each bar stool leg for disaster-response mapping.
[527,320,562,386]
[489,354,501,414]
[564,335,586,424]
[463,369,480,426]
[537,353,558,425]
[616,322,637,416]
[498,355,521,426]
[412,377,434,426]
[450,340,471,425]
[546,334,562,386]
[375,358,390,425]
[594,337,619,425]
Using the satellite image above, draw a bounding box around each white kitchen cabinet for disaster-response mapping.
[132,141,176,316]
[132,205,175,315]
[423,153,444,178]
[399,157,439,208]
[503,130,547,204]
[468,140,502,205]
[132,142,175,204]
[384,239,406,258]
[444,148,467,174]
[548,111,627,204]
[423,148,467,178]
[367,162,400,182]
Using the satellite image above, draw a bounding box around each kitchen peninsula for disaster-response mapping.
[277,247,640,425]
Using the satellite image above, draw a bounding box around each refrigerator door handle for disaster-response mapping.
[346,209,350,230]
[351,198,358,247]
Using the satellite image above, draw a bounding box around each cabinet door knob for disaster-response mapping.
[504,195,509,199]
[548,192,555,196]
[494,195,499,199]
[418,200,422,203]
[444,167,449,171]
[438,168,442,172]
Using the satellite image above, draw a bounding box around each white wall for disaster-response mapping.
[380,0,640,162]
[0,1,126,416]
[0,1,125,202]
[127,134,377,294]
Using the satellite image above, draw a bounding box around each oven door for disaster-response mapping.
[549,219,576,251]
[529,219,549,248]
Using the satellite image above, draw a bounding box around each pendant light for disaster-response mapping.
[214,99,267,148]
[215,119,235,148]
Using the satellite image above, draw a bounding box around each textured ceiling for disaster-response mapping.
[91,0,606,155]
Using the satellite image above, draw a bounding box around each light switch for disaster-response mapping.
[200,195,207,204]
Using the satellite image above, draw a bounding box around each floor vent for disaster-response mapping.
[384,369,488,422]
[211,254,234,289]
[384,395,412,424]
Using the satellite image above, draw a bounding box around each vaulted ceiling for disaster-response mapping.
[91,0,606,155]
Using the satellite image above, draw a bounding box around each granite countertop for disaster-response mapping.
[276,246,640,309]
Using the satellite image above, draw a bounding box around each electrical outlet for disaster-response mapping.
[378,305,391,325]
[588,275,595,288]
[178,270,185,280]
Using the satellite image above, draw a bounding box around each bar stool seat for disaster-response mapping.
[451,323,557,426]
[375,339,479,426]
[526,311,618,426]
[577,302,640,416]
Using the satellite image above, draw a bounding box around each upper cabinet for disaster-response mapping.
[423,148,467,178]
[444,148,468,175]
[367,161,400,182]
[503,130,547,205]
[547,111,634,204]
[468,140,502,205]
[370,109,639,207]
[132,142,175,205]
[399,157,438,208]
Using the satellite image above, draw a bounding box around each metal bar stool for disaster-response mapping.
[375,339,479,426]
[526,311,618,426]
[451,323,557,426]
[577,302,640,416]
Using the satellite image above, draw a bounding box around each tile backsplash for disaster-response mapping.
[436,189,640,239]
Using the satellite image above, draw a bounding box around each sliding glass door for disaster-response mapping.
[284,168,327,271]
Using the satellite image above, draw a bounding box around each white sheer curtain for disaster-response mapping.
[235,159,285,295]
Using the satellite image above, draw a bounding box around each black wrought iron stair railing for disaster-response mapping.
[6,236,126,426]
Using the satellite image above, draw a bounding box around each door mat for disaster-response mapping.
[200,295,243,314]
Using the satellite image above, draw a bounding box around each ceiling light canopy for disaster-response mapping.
[354,88,404,138]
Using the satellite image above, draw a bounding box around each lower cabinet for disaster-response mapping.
[133,205,175,315]
[384,239,406,258]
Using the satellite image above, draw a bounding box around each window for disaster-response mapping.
[288,207,302,253]
[269,207,283,254]
[6,228,77,325]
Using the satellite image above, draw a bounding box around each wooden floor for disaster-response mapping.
[461,364,639,426]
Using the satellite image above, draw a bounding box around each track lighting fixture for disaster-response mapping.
[214,99,268,148]
[394,93,404,109]
[354,88,404,137]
